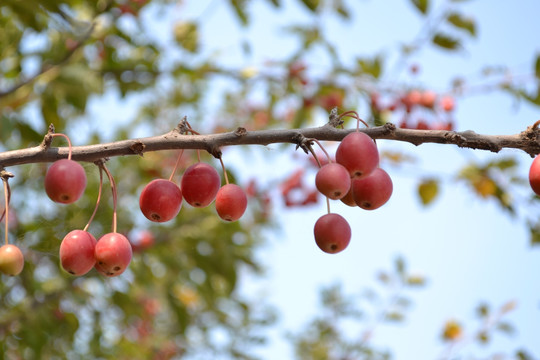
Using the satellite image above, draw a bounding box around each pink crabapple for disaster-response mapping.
[60,230,97,276]
[351,167,393,210]
[313,213,351,254]
[139,179,183,222]
[0,244,24,276]
[336,132,379,179]
[94,233,132,277]
[181,162,221,207]
[529,155,540,196]
[44,159,87,204]
[215,184,248,221]
[315,163,351,200]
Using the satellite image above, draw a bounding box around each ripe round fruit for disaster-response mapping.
[336,132,379,179]
[340,186,357,207]
[313,213,351,254]
[440,95,455,112]
[139,179,183,222]
[0,244,24,276]
[215,184,248,221]
[44,159,87,204]
[315,163,351,200]
[351,167,393,210]
[60,230,97,276]
[529,155,540,196]
[94,233,132,277]
[181,162,221,208]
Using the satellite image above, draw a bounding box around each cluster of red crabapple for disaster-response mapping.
[3,117,540,276]
[311,111,393,254]
[0,128,249,277]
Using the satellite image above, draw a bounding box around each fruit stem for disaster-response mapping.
[304,140,323,168]
[83,163,104,232]
[168,149,185,182]
[2,176,10,245]
[218,156,229,185]
[100,163,118,234]
[338,111,369,131]
[309,138,333,164]
[326,196,331,214]
[51,133,74,160]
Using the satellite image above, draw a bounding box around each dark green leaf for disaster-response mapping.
[266,0,280,6]
[300,0,320,12]
[535,54,540,79]
[230,0,249,25]
[447,13,476,37]
[432,33,461,50]
[411,0,429,14]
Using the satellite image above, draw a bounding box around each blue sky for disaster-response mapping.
[82,0,540,358]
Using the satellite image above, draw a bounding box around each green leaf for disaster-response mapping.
[266,0,280,6]
[496,321,515,335]
[476,302,489,318]
[411,0,429,14]
[432,33,461,50]
[535,54,540,79]
[173,21,199,52]
[418,179,439,205]
[529,221,540,246]
[300,0,320,12]
[230,0,249,25]
[357,56,382,78]
[447,13,476,37]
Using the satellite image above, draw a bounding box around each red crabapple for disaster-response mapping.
[60,230,97,276]
[0,244,24,276]
[94,233,132,277]
[130,230,155,252]
[139,179,183,222]
[336,132,379,179]
[215,184,248,221]
[44,159,87,204]
[529,155,540,196]
[313,213,351,254]
[351,167,393,210]
[181,162,221,207]
[420,90,437,108]
[315,163,351,200]
[440,95,455,112]
[340,186,357,207]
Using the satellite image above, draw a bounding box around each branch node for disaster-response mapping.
[40,124,56,150]
[173,116,189,134]
[0,170,14,180]
[328,107,344,128]
[129,141,146,156]
[382,122,396,134]
[293,133,313,154]
[208,145,222,159]
[234,127,247,137]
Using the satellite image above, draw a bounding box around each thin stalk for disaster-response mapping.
[219,156,229,185]
[305,140,332,214]
[2,178,9,245]
[100,163,118,233]
[168,150,185,182]
[51,133,74,160]
[83,164,104,232]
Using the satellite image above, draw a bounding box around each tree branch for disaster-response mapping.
[1,122,539,169]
